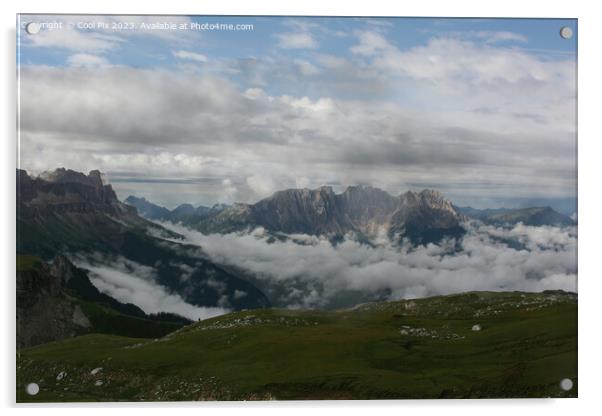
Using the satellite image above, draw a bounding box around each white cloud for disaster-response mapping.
[220,178,238,203]
[172,50,208,63]
[353,33,573,89]
[160,222,577,309]
[350,31,391,56]
[283,95,334,112]
[67,53,110,68]
[74,255,229,321]
[19,39,576,208]
[294,59,320,75]
[475,31,528,44]
[246,175,277,198]
[23,25,123,52]
[21,15,195,50]
[276,32,318,49]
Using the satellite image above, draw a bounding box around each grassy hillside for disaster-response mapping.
[16,291,577,402]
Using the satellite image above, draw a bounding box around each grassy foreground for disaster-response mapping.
[17,291,577,401]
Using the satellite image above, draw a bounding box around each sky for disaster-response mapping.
[17,15,577,211]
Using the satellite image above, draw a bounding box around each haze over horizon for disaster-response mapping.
[18,16,577,211]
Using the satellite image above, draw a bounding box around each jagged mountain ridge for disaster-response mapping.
[455,205,575,227]
[124,195,228,223]
[18,168,135,219]
[193,185,465,244]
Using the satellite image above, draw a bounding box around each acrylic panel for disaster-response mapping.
[16,14,577,402]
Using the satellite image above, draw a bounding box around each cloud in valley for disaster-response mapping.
[73,255,229,320]
[157,222,577,309]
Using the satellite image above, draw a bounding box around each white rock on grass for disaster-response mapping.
[472,324,482,331]
[56,371,67,381]
[94,380,103,387]
[90,367,102,375]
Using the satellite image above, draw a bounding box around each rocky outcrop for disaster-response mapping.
[17,255,92,348]
[16,254,189,348]
[18,168,135,218]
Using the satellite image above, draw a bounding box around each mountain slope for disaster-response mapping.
[123,196,172,221]
[17,291,577,401]
[17,254,187,348]
[17,168,270,311]
[456,206,575,226]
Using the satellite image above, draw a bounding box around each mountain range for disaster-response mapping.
[16,168,578,400]
[124,195,229,224]
[126,186,575,245]
[454,205,575,227]
[17,168,271,315]
[17,168,575,343]
[128,186,467,244]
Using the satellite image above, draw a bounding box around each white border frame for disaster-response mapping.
[3,1,600,415]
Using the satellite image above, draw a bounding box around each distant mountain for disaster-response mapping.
[194,186,466,244]
[17,254,188,348]
[124,195,172,221]
[125,195,228,224]
[456,205,575,227]
[17,168,270,312]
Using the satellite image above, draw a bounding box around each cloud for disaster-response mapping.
[160,222,577,309]
[73,255,229,320]
[24,28,123,52]
[294,59,320,76]
[20,15,195,50]
[246,175,277,198]
[67,53,110,68]
[276,32,318,49]
[350,31,391,56]
[19,30,575,208]
[476,31,528,44]
[172,50,208,63]
[355,33,572,88]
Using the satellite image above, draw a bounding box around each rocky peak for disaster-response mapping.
[342,185,395,202]
[316,185,335,194]
[125,195,147,204]
[268,186,335,204]
[37,168,109,190]
[172,203,196,216]
[87,169,106,187]
[17,168,31,182]
[211,203,230,211]
[18,168,130,217]
[418,189,456,213]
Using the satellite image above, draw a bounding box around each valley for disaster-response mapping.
[16,168,578,401]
